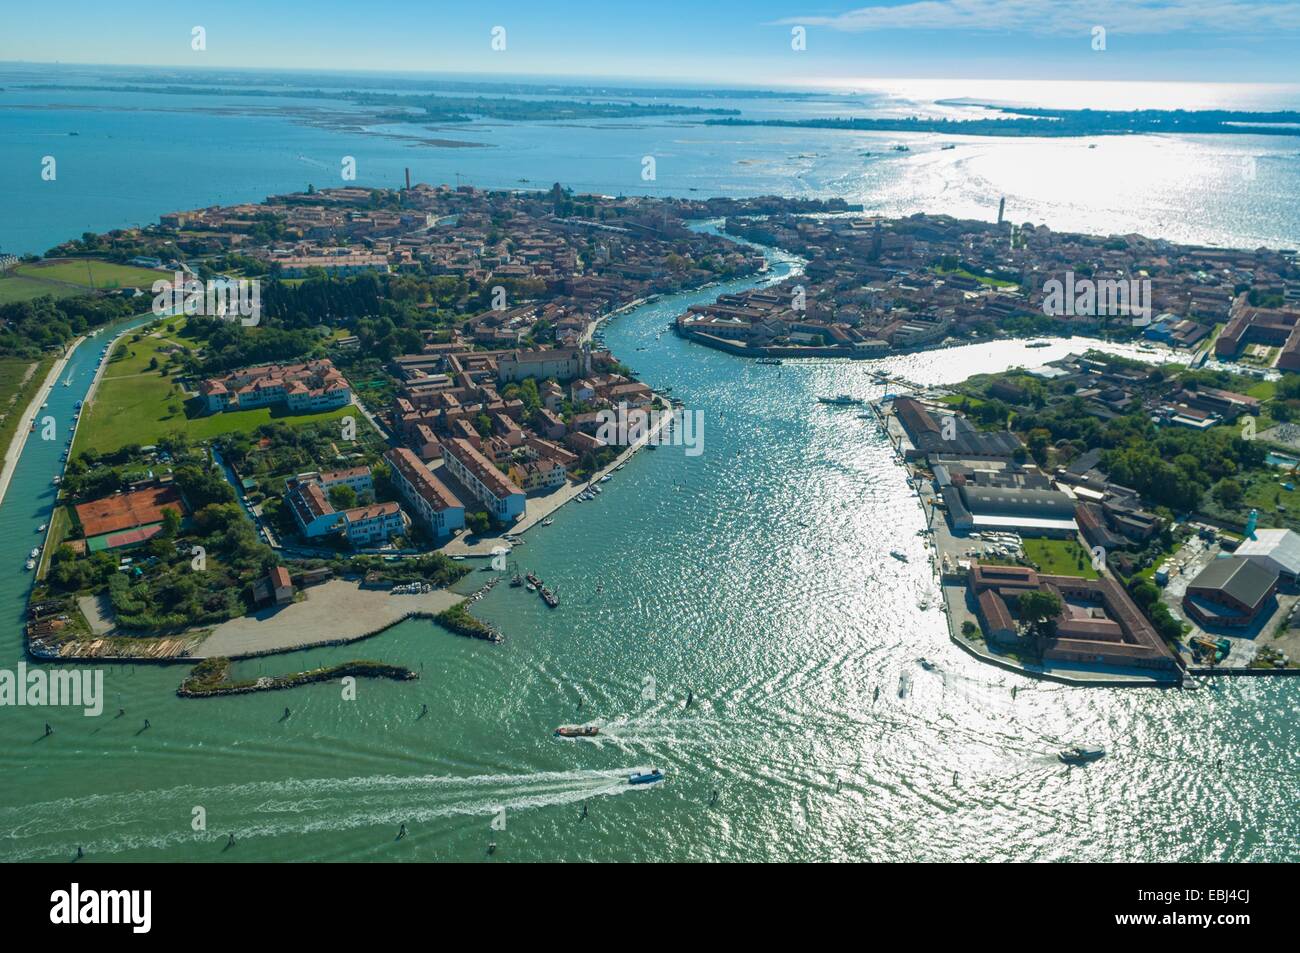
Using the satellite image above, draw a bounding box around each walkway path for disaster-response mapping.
[0,338,81,508]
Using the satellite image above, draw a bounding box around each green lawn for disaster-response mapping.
[0,273,88,305]
[1022,536,1100,578]
[73,318,361,454]
[15,258,170,290]
[76,363,361,455]
[933,266,1018,289]
[0,354,53,465]
[1246,380,1277,401]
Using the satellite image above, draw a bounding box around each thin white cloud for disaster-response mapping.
[773,0,1300,35]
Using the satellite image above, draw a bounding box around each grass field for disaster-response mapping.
[36,506,71,580]
[74,322,361,454]
[0,353,55,469]
[15,258,169,290]
[0,272,87,305]
[1022,536,1100,578]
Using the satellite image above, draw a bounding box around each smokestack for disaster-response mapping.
[405,167,411,190]
[997,196,1006,225]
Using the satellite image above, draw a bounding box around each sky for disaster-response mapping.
[1,0,1298,85]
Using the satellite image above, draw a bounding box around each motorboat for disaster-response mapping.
[30,548,40,559]
[890,550,909,562]
[24,558,36,571]
[1058,745,1105,765]
[628,769,664,785]
[540,518,554,527]
[37,524,47,533]
[818,394,864,406]
[554,726,598,738]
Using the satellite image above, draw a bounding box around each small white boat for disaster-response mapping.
[24,558,36,571]
[37,524,47,533]
[30,548,40,559]
[1058,745,1105,765]
[541,518,554,527]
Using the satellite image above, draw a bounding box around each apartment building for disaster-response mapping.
[443,438,526,523]
[383,447,466,540]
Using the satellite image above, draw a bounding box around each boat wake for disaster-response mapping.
[0,768,648,861]
[572,710,727,752]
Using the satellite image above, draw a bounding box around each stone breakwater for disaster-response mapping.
[177,658,417,698]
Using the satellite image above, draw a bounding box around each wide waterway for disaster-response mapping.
[0,236,1295,862]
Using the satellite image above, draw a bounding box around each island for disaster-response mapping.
[12,179,1299,692]
[17,182,847,676]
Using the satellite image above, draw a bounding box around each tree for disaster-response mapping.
[1016,590,1062,652]
[328,484,358,510]
[1213,478,1244,509]
[161,507,183,539]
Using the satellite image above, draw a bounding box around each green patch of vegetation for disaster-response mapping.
[15,259,169,290]
[433,600,500,642]
[337,552,470,588]
[933,264,1018,289]
[0,274,87,305]
[0,353,54,465]
[38,459,280,634]
[0,293,140,358]
[1022,537,1100,578]
[73,318,365,455]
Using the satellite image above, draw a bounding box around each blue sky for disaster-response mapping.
[1,0,1298,84]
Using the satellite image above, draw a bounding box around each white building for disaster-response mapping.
[1234,527,1300,582]
[444,438,526,523]
[384,447,465,540]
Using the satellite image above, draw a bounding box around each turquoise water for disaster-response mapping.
[3,67,1300,255]
[1,70,1298,862]
[0,238,1295,862]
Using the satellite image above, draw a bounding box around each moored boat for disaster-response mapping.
[818,394,863,406]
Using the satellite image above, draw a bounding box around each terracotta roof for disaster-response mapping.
[76,486,186,538]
